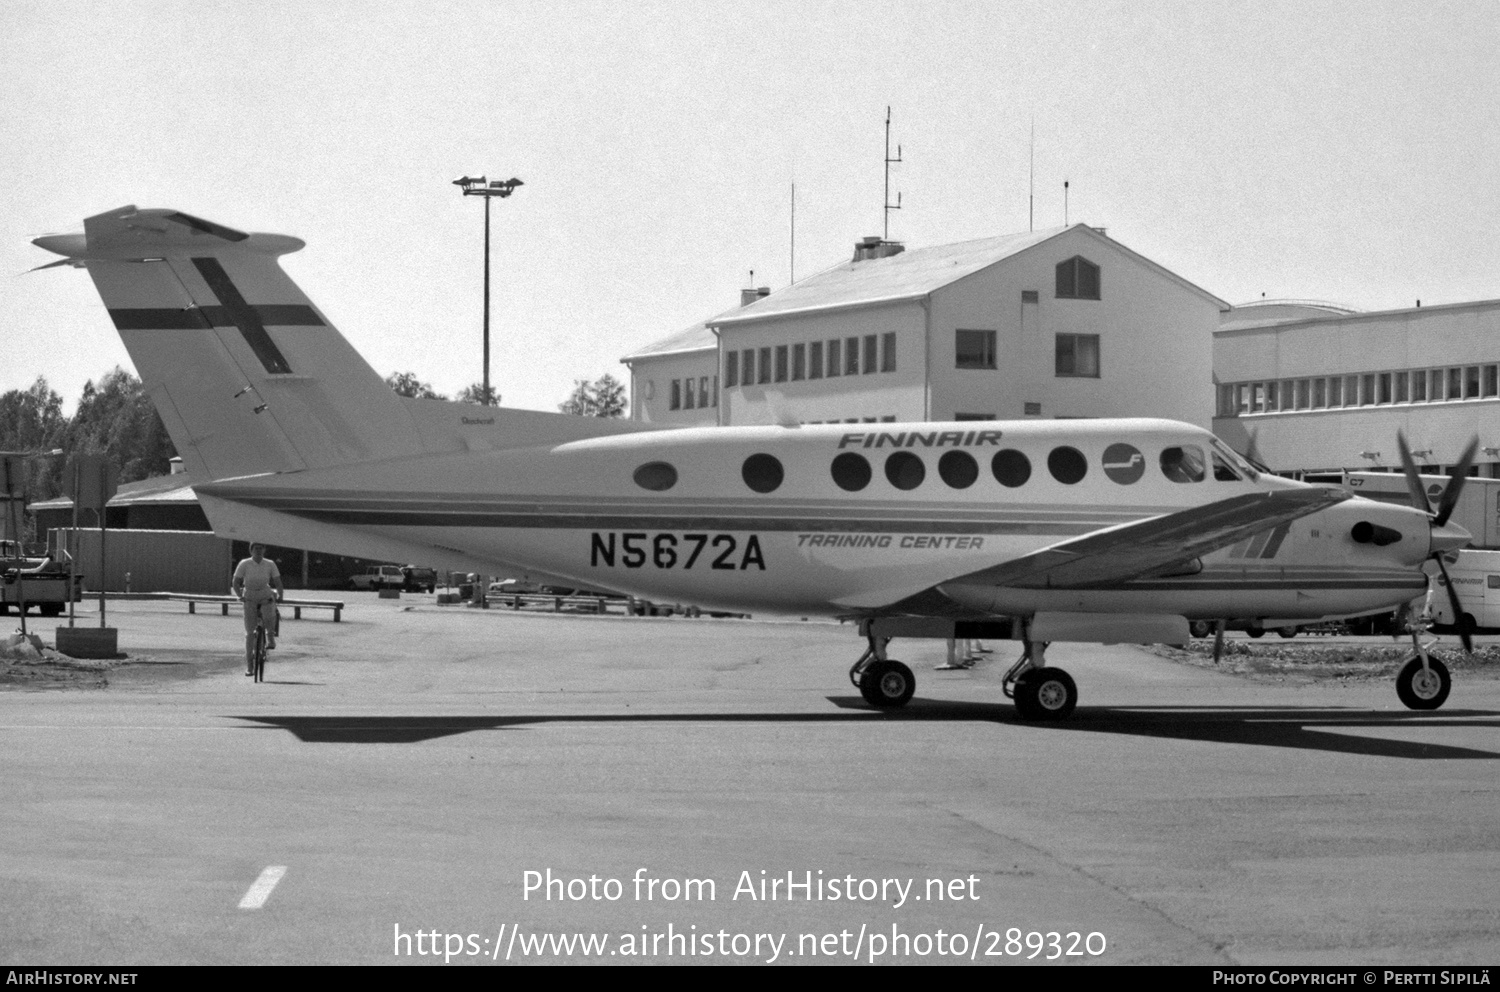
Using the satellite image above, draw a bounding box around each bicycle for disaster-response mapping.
[251,620,268,683]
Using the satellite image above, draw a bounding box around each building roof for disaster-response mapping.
[1219,299,1358,329]
[620,303,739,363]
[621,223,1229,362]
[1215,296,1500,336]
[30,473,198,512]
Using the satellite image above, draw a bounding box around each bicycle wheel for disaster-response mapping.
[253,624,266,683]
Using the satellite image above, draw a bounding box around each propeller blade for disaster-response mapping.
[1395,430,1430,513]
[1433,553,1474,653]
[1433,437,1479,527]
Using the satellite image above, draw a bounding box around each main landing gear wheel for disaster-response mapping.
[1396,656,1450,711]
[859,660,915,709]
[1013,667,1078,721]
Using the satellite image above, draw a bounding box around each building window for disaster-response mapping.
[1328,377,1342,407]
[881,332,896,372]
[669,379,681,410]
[1343,375,1359,406]
[1217,385,1236,417]
[1295,379,1310,409]
[1266,382,1279,411]
[1411,371,1427,402]
[700,376,710,408]
[774,345,788,383]
[1312,378,1326,409]
[683,380,694,409]
[955,329,996,370]
[758,347,771,385]
[863,335,878,374]
[1055,256,1101,300]
[809,341,823,380]
[954,412,996,421]
[741,349,754,386]
[1055,333,1100,377]
[792,343,806,381]
[1378,372,1392,404]
[724,351,739,389]
[1021,289,1039,303]
[1447,367,1462,400]
[845,337,860,375]
[826,339,841,378]
[1394,372,1408,403]
[1486,365,1498,397]
[1466,365,1481,398]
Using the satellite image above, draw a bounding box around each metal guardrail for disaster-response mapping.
[166,593,346,622]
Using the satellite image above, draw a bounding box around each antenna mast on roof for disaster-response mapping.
[1029,117,1035,232]
[1064,179,1069,226]
[884,106,902,240]
[790,182,796,284]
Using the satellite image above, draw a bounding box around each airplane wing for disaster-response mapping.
[945,486,1351,591]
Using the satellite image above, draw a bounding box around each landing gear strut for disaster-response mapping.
[1002,635,1078,720]
[1395,597,1452,711]
[849,634,915,708]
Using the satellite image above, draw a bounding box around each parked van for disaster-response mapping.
[1429,549,1500,632]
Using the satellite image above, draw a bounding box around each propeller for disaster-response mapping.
[1396,431,1478,651]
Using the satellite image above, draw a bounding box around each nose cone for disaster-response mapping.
[1431,519,1472,555]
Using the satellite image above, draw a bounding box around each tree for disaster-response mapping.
[0,377,68,501]
[559,374,628,418]
[385,371,446,400]
[66,367,176,485]
[457,382,499,406]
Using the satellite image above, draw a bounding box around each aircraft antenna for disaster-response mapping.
[884,106,902,240]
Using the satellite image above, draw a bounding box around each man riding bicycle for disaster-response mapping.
[232,542,284,676]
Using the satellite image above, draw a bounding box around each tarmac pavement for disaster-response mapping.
[1,595,1497,965]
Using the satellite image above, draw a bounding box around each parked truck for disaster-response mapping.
[349,565,405,591]
[0,542,84,616]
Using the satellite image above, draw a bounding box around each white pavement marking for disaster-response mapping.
[238,866,288,909]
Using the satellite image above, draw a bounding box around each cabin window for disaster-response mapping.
[1488,575,1500,589]
[938,451,979,489]
[991,449,1032,488]
[1211,451,1243,481]
[831,452,872,491]
[1161,445,1207,483]
[632,462,678,492]
[741,453,784,494]
[1047,446,1087,484]
[884,451,925,490]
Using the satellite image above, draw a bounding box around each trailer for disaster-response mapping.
[0,542,84,616]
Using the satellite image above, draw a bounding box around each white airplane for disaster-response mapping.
[32,205,1477,717]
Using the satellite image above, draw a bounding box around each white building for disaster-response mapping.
[622,225,1226,429]
[1213,298,1500,478]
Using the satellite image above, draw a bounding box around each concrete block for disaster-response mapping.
[55,627,118,659]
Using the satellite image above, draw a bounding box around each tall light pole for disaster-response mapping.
[452,175,523,405]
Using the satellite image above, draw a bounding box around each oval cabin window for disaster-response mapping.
[632,461,678,492]
[991,449,1032,488]
[742,453,785,494]
[1048,446,1087,485]
[938,450,979,489]
[884,451,926,491]
[830,453,872,492]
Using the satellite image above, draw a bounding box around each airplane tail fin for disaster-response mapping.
[33,206,426,480]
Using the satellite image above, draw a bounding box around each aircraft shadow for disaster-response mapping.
[232,700,1500,758]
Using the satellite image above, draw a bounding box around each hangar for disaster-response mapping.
[623,225,1227,428]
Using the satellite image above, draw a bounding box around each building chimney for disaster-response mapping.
[852,236,905,262]
[739,286,771,307]
[169,456,185,475]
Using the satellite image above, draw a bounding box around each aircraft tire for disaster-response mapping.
[1013,667,1077,721]
[1277,626,1297,639]
[1189,621,1211,639]
[859,660,915,709]
[1247,628,1265,639]
[1396,657,1450,711]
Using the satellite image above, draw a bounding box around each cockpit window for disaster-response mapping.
[1160,445,1207,483]
[1211,451,1243,481]
[1209,438,1261,480]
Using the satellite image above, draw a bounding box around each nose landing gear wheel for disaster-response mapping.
[859,660,915,709]
[1013,667,1077,721]
[1396,656,1450,710]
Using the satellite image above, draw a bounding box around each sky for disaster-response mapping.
[5,0,1500,414]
